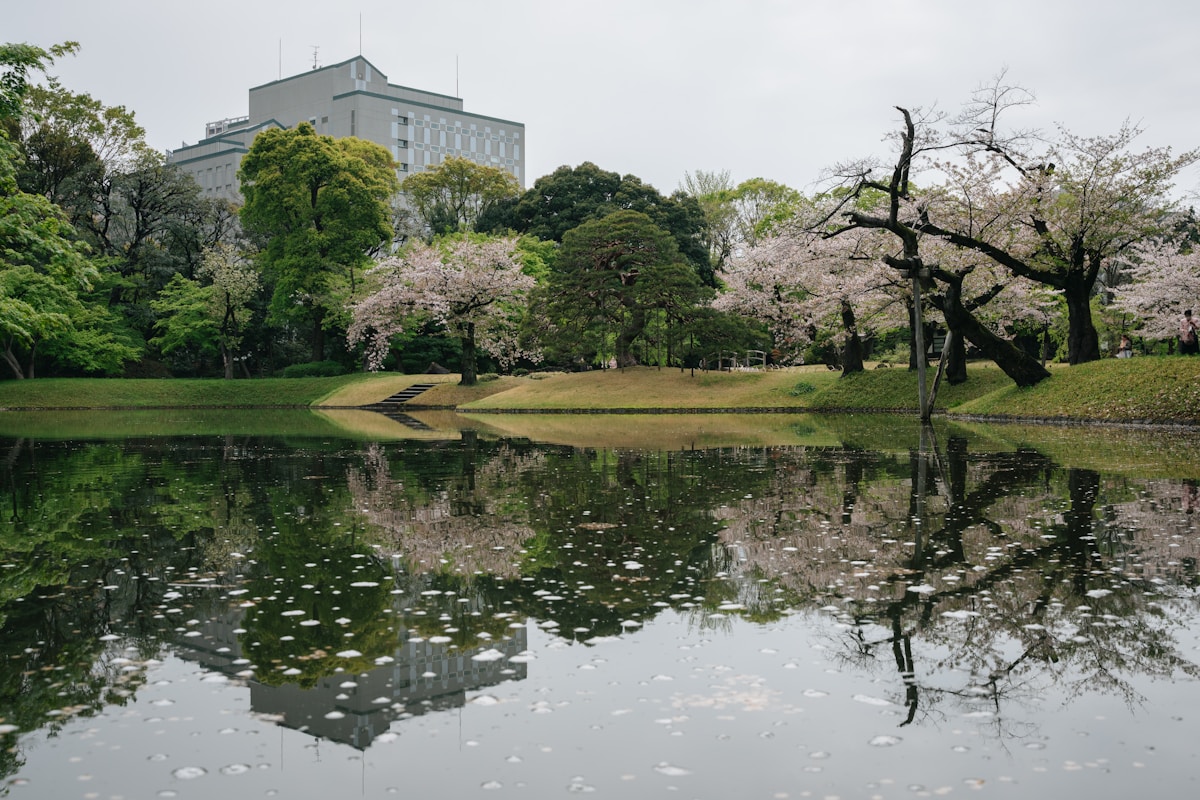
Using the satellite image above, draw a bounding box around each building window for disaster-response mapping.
[399,163,408,172]
[397,139,408,148]
[350,109,356,137]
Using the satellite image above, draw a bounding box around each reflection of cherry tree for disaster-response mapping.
[348,440,542,579]
[702,434,1200,733]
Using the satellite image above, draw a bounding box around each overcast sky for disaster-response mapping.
[9,0,1200,198]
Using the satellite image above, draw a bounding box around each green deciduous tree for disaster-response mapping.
[239,123,399,362]
[680,171,803,272]
[400,156,520,239]
[8,75,231,355]
[0,41,77,120]
[150,244,260,378]
[1,59,139,379]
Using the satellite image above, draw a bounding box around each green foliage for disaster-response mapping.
[680,171,804,271]
[488,162,712,284]
[514,235,555,280]
[150,274,218,359]
[789,381,817,396]
[239,123,399,361]
[0,41,77,120]
[400,155,520,238]
[278,360,348,378]
[1,131,139,378]
[536,209,699,368]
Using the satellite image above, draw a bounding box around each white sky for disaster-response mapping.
[8,0,1200,199]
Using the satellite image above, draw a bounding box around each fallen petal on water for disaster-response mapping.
[653,762,692,776]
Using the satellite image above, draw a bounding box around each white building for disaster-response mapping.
[168,55,525,200]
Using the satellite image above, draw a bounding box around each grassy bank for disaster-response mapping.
[0,375,383,409]
[3,357,1200,425]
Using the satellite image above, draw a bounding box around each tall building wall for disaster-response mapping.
[168,56,524,201]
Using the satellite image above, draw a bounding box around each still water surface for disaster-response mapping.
[1,412,1198,799]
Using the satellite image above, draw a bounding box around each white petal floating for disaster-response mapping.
[653,762,692,776]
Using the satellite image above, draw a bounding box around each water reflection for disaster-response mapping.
[1,418,1199,793]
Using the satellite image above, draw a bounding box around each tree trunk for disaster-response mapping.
[312,319,325,363]
[907,297,920,370]
[459,321,477,386]
[615,306,646,367]
[939,280,1050,388]
[221,344,234,380]
[840,299,864,376]
[944,330,968,385]
[1,346,25,380]
[1063,277,1100,364]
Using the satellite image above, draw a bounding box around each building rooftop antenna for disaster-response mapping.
[311,46,320,70]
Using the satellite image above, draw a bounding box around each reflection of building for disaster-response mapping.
[249,631,528,748]
[167,55,525,201]
[174,598,528,749]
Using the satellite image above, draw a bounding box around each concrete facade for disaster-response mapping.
[168,55,525,201]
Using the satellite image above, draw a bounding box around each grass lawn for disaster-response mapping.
[3,357,1200,426]
[452,366,842,410]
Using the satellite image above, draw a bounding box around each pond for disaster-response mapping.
[1,410,1198,799]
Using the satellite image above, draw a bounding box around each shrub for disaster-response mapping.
[278,361,348,378]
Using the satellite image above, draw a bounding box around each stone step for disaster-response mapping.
[379,383,437,404]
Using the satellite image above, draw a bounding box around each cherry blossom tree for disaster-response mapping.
[716,223,906,373]
[824,74,1197,375]
[926,125,1195,364]
[1110,244,1200,342]
[826,104,1053,388]
[348,235,538,384]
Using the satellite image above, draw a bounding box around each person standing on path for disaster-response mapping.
[1180,310,1199,355]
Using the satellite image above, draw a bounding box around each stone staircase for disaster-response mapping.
[378,383,437,405]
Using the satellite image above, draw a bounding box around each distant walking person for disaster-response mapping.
[1117,334,1133,358]
[1181,310,1199,355]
